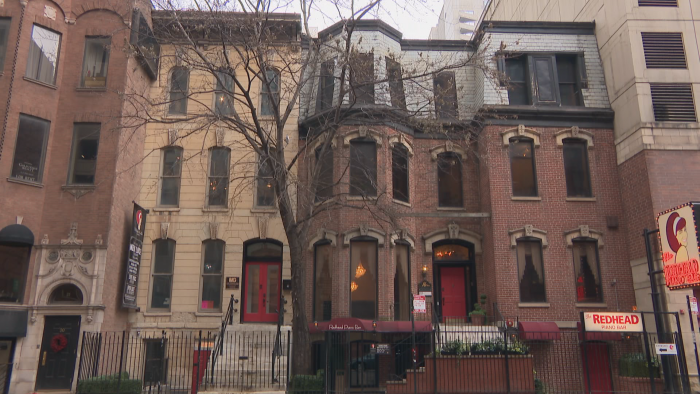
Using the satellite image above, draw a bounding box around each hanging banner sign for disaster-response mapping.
[122,203,148,308]
[691,297,699,315]
[583,312,643,332]
[657,202,700,290]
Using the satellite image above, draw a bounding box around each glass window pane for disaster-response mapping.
[433,244,470,261]
[260,69,279,116]
[386,57,406,109]
[392,145,409,202]
[48,284,83,304]
[516,239,546,302]
[257,156,275,206]
[574,240,602,303]
[434,72,458,119]
[394,245,410,321]
[162,148,182,176]
[169,68,188,114]
[246,265,260,313]
[534,58,555,102]
[0,244,29,303]
[81,37,110,88]
[25,25,61,84]
[557,55,580,106]
[0,19,12,71]
[509,139,537,197]
[215,71,234,115]
[266,264,279,314]
[160,178,180,206]
[153,241,175,274]
[150,275,172,309]
[563,140,592,197]
[349,141,377,197]
[350,241,377,319]
[315,148,334,202]
[201,275,222,310]
[11,115,49,183]
[314,244,333,321]
[246,242,282,259]
[317,61,335,111]
[208,148,229,207]
[69,123,100,185]
[203,241,224,274]
[351,53,374,105]
[437,153,463,207]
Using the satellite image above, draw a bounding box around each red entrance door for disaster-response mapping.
[440,266,466,322]
[244,262,281,322]
[582,342,613,393]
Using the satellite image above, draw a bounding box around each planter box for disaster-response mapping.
[615,375,664,394]
[386,355,535,394]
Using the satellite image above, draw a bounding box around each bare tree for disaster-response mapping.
[120,0,497,375]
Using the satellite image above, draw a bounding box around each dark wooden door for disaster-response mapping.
[440,266,467,321]
[35,316,81,390]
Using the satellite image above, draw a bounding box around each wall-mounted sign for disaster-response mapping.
[122,203,148,309]
[329,324,363,331]
[413,295,426,313]
[418,281,432,297]
[691,297,699,315]
[370,343,391,355]
[226,277,239,290]
[657,202,700,290]
[655,343,677,355]
[583,312,643,332]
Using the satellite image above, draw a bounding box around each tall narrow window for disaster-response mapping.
[208,148,230,207]
[505,56,529,105]
[350,239,377,320]
[531,56,557,104]
[316,61,335,112]
[214,70,234,116]
[11,114,50,183]
[516,239,546,303]
[573,240,602,303]
[0,19,12,72]
[315,147,333,202]
[509,138,537,197]
[386,57,406,109]
[0,243,30,303]
[169,67,189,115]
[556,55,581,106]
[260,69,280,116]
[314,242,333,321]
[392,144,409,202]
[151,239,175,310]
[394,244,410,321]
[349,140,377,197]
[201,240,224,311]
[25,25,61,85]
[350,53,374,105]
[563,139,592,197]
[81,37,110,88]
[68,123,100,185]
[434,71,458,119]
[256,155,275,207]
[437,152,463,207]
[159,147,183,206]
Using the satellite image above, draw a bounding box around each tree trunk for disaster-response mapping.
[287,231,313,375]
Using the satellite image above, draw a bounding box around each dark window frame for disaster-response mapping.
[200,239,225,312]
[25,24,62,85]
[0,18,11,72]
[260,68,280,116]
[350,53,375,105]
[256,154,276,207]
[67,123,101,185]
[508,137,538,197]
[386,57,406,109]
[391,143,409,203]
[349,236,379,320]
[433,71,459,119]
[159,146,183,207]
[80,36,111,88]
[214,70,235,116]
[150,239,176,310]
[314,146,334,202]
[313,240,333,321]
[572,238,603,303]
[10,114,50,184]
[394,242,411,321]
[349,139,378,197]
[437,152,464,208]
[207,147,230,207]
[0,243,31,304]
[168,67,189,115]
[316,60,335,112]
[562,138,593,198]
[515,237,547,303]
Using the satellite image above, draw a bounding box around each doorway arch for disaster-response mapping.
[241,239,283,323]
[432,239,476,323]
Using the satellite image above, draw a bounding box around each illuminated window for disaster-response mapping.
[350,239,377,319]
[256,155,275,207]
[207,148,229,207]
[214,70,234,116]
[573,239,602,303]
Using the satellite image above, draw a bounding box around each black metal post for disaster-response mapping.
[116,330,126,392]
[432,328,438,394]
[580,312,593,394]
[685,295,700,389]
[641,314,658,394]
[75,331,87,393]
[504,329,511,394]
[195,330,202,394]
[411,292,417,394]
[286,330,291,390]
[324,331,330,394]
[674,312,692,393]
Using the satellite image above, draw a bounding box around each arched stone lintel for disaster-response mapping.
[564,225,604,248]
[307,229,338,251]
[555,126,594,148]
[40,279,87,306]
[342,127,383,147]
[430,142,467,161]
[422,225,482,255]
[388,134,414,156]
[307,132,338,152]
[508,225,548,248]
[343,225,386,246]
[501,125,541,147]
[390,229,416,251]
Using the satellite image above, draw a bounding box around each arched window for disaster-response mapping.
[260,68,280,116]
[169,67,189,115]
[201,240,225,311]
[349,139,377,197]
[159,147,183,207]
[350,237,378,319]
[48,284,83,305]
[207,147,230,207]
[437,152,463,207]
[392,144,409,202]
[150,239,176,310]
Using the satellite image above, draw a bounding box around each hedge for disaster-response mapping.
[77,372,142,394]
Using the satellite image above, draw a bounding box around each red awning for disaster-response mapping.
[309,318,433,334]
[577,322,622,341]
[518,321,561,340]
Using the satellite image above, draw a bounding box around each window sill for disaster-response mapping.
[436,207,465,211]
[75,87,107,92]
[202,207,229,213]
[575,302,606,308]
[346,195,378,201]
[566,197,596,202]
[153,207,180,212]
[143,311,172,317]
[23,76,57,90]
[518,302,550,308]
[393,199,411,207]
[251,207,277,214]
[511,196,541,201]
[195,311,223,317]
[7,177,43,188]
[165,114,188,119]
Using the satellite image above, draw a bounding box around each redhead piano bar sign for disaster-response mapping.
[657,202,700,290]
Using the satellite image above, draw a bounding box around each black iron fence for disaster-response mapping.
[76,329,290,394]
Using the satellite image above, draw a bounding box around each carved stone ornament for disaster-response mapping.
[571,126,580,137]
[41,234,49,245]
[30,310,37,324]
[62,186,95,200]
[517,124,526,136]
[80,251,94,264]
[209,222,219,240]
[61,222,83,245]
[46,250,60,264]
[160,223,170,239]
[168,129,179,145]
[86,314,93,323]
[524,225,534,237]
[445,140,454,153]
[580,225,590,237]
[62,261,74,276]
[258,216,269,240]
[360,224,369,236]
[448,223,460,240]
[60,249,80,260]
[358,126,368,138]
[95,234,103,245]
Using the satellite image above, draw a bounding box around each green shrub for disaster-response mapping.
[290,370,324,394]
[619,353,660,378]
[77,372,142,394]
[441,339,467,354]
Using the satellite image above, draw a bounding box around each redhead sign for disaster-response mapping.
[583,312,643,332]
[657,203,700,290]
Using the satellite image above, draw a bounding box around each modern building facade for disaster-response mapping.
[429,0,488,40]
[0,0,154,393]
[483,0,700,385]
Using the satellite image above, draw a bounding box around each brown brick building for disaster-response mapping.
[0,0,154,392]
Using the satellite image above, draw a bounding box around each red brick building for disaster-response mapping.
[0,0,154,392]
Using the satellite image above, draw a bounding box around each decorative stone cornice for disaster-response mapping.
[564,225,604,247]
[501,125,541,147]
[430,141,467,161]
[555,126,594,148]
[390,229,416,251]
[343,225,386,245]
[388,134,414,156]
[342,126,383,146]
[508,225,548,248]
[307,228,338,251]
[422,223,482,255]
